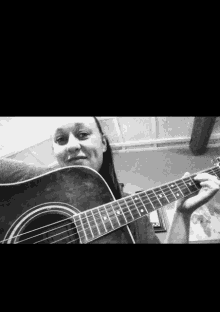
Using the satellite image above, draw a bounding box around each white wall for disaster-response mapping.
[1,117,220,158]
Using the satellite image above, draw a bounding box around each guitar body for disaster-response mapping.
[0,166,133,244]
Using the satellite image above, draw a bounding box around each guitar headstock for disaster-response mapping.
[212,157,220,167]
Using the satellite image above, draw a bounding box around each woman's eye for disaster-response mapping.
[78,132,89,139]
[55,137,67,145]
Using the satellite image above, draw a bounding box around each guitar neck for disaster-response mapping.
[73,165,220,244]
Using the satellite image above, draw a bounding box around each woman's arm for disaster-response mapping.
[166,172,220,243]
[0,158,53,183]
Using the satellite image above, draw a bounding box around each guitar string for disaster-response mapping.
[3,167,220,245]
[17,166,220,244]
[4,178,200,244]
[57,186,211,245]
[19,186,204,244]
[52,166,220,244]
[11,166,219,243]
[61,166,220,245]
[2,167,219,244]
[14,176,203,244]
[52,166,220,245]
[44,187,202,244]
[3,167,220,244]
[27,167,220,244]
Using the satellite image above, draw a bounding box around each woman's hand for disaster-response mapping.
[176,172,220,215]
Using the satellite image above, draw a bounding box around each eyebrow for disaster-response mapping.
[55,123,90,133]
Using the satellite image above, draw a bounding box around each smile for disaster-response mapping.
[68,157,87,162]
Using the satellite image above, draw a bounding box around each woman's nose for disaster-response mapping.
[67,134,81,151]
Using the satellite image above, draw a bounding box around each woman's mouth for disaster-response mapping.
[67,156,87,162]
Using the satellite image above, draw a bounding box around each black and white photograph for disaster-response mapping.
[0,117,220,244]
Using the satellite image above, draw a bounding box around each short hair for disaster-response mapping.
[93,117,122,200]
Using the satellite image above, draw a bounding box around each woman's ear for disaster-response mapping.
[102,135,107,153]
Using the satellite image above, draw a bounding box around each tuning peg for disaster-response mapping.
[212,157,220,165]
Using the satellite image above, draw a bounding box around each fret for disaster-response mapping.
[167,183,183,199]
[145,191,162,209]
[175,180,191,196]
[211,171,218,178]
[73,215,87,244]
[152,187,169,206]
[159,186,172,204]
[191,176,202,190]
[130,196,142,216]
[116,200,130,223]
[215,168,220,179]
[103,205,115,229]
[173,182,185,197]
[123,197,141,219]
[181,179,193,195]
[209,168,220,178]
[96,208,108,233]
[80,212,94,241]
[138,192,155,213]
[99,206,113,232]
[118,199,134,222]
[160,185,176,203]
[206,169,215,177]
[91,208,107,235]
[86,211,100,238]
[111,202,127,226]
[90,210,101,236]
[130,194,147,216]
[85,212,96,240]
[105,203,120,229]
[136,194,147,214]
[184,177,200,193]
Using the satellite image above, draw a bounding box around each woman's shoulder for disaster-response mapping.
[0,158,53,183]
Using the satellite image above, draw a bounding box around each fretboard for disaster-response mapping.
[73,165,220,243]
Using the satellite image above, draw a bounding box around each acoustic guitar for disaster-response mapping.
[0,158,219,244]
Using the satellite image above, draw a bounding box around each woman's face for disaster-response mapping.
[52,117,107,172]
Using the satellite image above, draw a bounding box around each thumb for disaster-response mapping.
[182,172,191,179]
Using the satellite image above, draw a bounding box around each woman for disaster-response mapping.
[0,116,219,243]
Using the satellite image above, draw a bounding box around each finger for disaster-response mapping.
[176,172,191,207]
[195,176,220,187]
[182,172,191,178]
[200,181,220,192]
[181,180,220,211]
[194,173,219,182]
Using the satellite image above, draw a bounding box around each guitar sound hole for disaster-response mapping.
[17,213,79,244]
